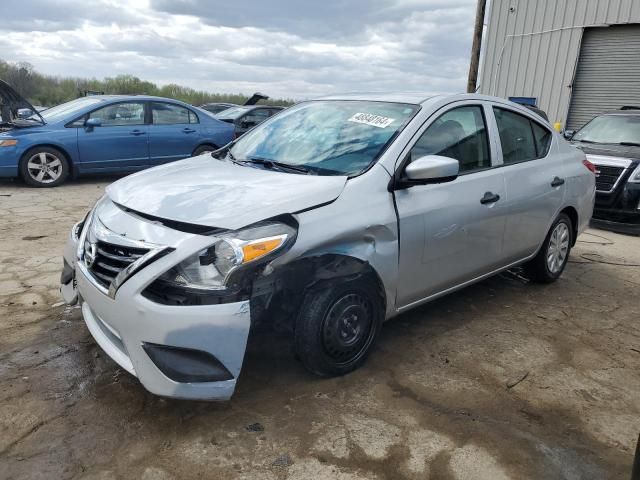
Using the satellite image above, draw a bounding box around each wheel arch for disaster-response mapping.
[560,205,579,246]
[250,253,388,332]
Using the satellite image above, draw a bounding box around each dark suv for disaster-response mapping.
[568,109,640,234]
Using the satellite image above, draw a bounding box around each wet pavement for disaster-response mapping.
[1,177,639,479]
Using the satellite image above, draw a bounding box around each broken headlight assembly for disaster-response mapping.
[144,220,297,305]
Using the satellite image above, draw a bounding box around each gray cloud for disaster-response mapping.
[0,0,476,99]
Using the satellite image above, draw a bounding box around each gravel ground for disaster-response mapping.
[1,176,639,480]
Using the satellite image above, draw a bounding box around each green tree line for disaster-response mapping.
[0,59,294,108]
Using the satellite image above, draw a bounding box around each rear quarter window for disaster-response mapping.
[493,107,552,164]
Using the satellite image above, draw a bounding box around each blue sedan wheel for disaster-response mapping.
[20,147,69,187]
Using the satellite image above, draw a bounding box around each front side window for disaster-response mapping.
[89,102,145,126]
[151,102,195,125]
[229,100,419,176]
[410,105,490,173]
[494,107,551,164]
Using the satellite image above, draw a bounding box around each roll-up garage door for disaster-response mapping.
[567,24,640,131]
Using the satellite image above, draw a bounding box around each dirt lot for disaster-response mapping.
[1,177,639,480]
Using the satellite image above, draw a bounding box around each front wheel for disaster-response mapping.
[294,278,383,377]
[524,213,573,283]
[19,147,69,187]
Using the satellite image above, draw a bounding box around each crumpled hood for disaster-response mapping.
[106,155,348,230]
[0,79,44,125]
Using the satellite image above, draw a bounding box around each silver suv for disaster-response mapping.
[61,93,595,400]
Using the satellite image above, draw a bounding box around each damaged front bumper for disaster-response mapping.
[60,204,251,401]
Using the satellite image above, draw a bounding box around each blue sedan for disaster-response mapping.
[0,89,234,187]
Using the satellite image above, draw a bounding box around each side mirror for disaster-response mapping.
[85,118,102,129]
[563,130,575,140]
[402,155,459,185]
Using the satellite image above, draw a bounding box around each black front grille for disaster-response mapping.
[88,241,149,288]
[595,165,624,192]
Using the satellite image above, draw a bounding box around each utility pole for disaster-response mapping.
[467,0,487,93]
[632,434,640,480]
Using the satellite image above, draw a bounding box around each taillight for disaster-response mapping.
[583,158,596,174]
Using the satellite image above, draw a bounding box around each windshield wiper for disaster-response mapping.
[242,156,311,174]
[617,142,640,147]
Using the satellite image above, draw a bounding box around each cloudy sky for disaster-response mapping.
[0,0,478,99]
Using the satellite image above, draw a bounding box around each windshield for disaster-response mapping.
[215,106,250,120]
[573,114,640,144]
[229,100,419,176]
[40,97,105,123]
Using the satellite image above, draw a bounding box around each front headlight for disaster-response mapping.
[628,163,640,183]
[158,221,297,290]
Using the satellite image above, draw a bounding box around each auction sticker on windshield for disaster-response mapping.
[348,112,395,128]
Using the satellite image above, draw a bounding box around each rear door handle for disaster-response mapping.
[551,176,565,187]
[480,192,500,205]
[130,129,145,136]
[182,127,196,133]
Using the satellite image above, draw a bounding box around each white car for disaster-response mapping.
[61,93,595,400]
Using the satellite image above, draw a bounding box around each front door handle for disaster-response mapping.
[480,192,500,205]
[551,176,565,187]
[130,129,145,136]
[182,127,196,133]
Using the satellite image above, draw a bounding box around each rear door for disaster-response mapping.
[492,106,565,262]
[395,101,507,308]
[148,102,202,165]
[76,101,148,171]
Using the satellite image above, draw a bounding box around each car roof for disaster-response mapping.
[83,94,195,105]
[313,92,521,106]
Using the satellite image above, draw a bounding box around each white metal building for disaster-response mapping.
[478,0,640,130]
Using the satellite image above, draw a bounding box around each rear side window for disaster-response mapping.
[410,105,491,173]
[152,102,197,125]
[493,107,551,164]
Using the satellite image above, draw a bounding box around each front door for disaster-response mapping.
[395,103,507,308]
[148,102,202,164]
[77,101,148,171]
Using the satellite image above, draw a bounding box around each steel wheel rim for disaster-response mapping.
[321,293,374,365]
[27,152,63,184]
[547,222,570,274]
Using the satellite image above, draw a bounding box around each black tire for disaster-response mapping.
[524,213,573,283]
[294,277,383,377]
[192,144,217,156]
[19,146,69,187]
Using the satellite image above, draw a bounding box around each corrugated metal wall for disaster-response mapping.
[566,24,640,130]
[478,0,640,128]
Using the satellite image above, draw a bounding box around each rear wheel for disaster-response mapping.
[294,278,383,377]
[20,147,69,187]
[524,213,573,283]
[192,144,217,156]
